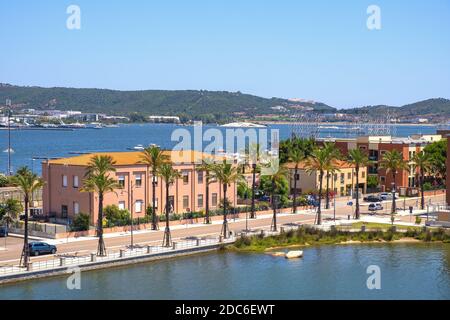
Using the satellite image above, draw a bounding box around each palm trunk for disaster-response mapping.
[420,168,425,210]
[20,194,30,268]
[325,171,330,209]
[205,172,210,224]
[97,192,106,256]
[250,164,257,219]
[317,171,323,225]
[222,184,229,239]
[391,172,396,215]
[163,182,171,247]
[355,166,360,219]
[293,166,298,214]
[271,179,277,231]
[151,169,157,230]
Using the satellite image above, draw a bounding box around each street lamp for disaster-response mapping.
[120,182,135,249]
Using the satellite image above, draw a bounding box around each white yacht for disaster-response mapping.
[220,122,266,128]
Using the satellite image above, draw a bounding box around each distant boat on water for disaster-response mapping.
[3,148,14,153]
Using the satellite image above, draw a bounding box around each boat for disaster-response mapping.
[129,144,145,151]
[220,122,267,128]
[3,148,14,153]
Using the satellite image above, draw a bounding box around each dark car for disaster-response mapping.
[363,195,382,203]
[0,227,8,238]
[28,242,57,256]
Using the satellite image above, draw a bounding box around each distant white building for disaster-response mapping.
[148,116,181,123]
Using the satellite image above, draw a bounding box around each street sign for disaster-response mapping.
[347,201,353,206]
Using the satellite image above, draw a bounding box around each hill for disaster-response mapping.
[0,84,335,122]
[344,98,450,118]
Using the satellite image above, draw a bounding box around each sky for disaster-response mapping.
[0,0,449,108]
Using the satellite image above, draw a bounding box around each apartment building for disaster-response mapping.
[42,151,236,225]
[286,160,367,197]
[321,135,442,191]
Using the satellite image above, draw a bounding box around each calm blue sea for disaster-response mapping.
[0,123,444,175]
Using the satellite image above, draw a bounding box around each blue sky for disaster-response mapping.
[0,0,449,108]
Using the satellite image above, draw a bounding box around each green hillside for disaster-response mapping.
[0,84,335,122]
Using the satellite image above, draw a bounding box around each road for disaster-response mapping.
[0,194,444,265]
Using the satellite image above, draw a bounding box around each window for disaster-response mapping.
[152,176,158,184]
[73,202,80,215]
[334,174,338,181]
[294,174,300,181]
[347,172,352,180]
[135,174,142,187]
[380,176,386,184]
[73,176,79,188]
[118,201,126,210]
[182,171,189,184]
[197,194,204,208]
[183,196,189,209]
[362,171,366,179]
[212,193,218,207]
[135,200,143,213]
[62,175,68,187]
[118,175,125,188]
[61,205,68,218]
[340,173,345,184]
[198,171,204,184]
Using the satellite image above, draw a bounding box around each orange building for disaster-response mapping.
[42,151,237,225]
[320,135,442,191]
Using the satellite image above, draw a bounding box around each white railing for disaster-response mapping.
[0,236,234,278]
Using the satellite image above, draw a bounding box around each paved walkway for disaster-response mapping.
[0,194,444,265]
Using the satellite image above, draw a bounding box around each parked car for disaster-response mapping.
[379,192,397,201]
[0,227,8,238]
[28,242,57,256]
[368,203,383,212]
[364,195,382,202]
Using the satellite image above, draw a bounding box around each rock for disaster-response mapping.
[285,251,303,259]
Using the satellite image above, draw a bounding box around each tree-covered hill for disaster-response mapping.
[0,84,335,122]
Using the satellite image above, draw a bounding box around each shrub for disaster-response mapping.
[104,205,131,227]
[423,182,433,191]
[415,216,422,225]
[71,213,90,231]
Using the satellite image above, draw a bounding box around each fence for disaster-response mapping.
[0,236,233,278]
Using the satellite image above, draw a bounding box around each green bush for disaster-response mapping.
[423,182,433,191]
[415,216,422,225]
[104,205,131,227]
[71,213,90,231]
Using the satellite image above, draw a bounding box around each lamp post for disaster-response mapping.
[120,181,135,249]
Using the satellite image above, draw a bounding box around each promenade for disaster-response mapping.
[0,193,444,268]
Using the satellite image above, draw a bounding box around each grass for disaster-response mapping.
[349,222,422,231]
[231,226,450,252]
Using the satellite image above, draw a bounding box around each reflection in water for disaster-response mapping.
[0,244,449,300]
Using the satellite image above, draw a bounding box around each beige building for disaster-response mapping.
[286,160,367,197]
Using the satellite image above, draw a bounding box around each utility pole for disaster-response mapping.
[6,99,12,175]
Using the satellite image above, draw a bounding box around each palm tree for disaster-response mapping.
[0,199,22,231]
[140,146,169,230]
[196,159,215,224]
[10,167,44,268]
[304,147,330,225]
[380,150,409,218]
[248,143,261,219]
[412,151,432,210]
[323,143,341,210]
[288,148,306,214]
[348,149,369,219]
[211,160,242,239]
[81,155,121,256]
[261,161,289,232]
[158,163,181,247]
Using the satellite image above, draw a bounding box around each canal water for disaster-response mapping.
[0,244,449,300]
[0,123,445,175]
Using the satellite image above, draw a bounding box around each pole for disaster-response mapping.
[130,182,134,249]
[7,107,11,175]
[333,195,336,223]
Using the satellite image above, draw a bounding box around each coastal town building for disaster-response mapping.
[286,160,367,197]
[42,151,237,224]
[320,135,442,192]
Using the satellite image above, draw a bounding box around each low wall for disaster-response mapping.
[53,206,304,239]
